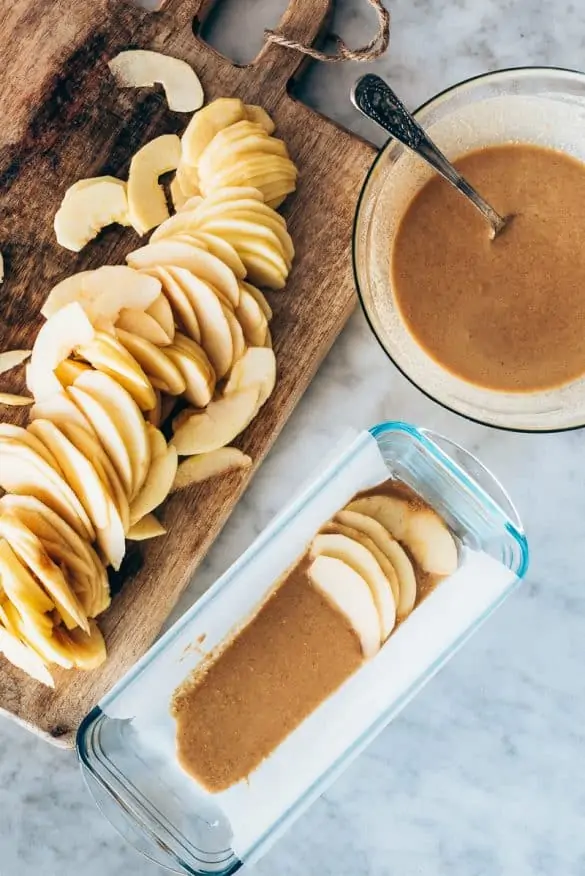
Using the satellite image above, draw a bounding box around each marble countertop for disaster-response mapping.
[3,1,585,874]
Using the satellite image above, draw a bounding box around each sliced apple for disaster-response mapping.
[127,134,181,235]
[108,50,204,113]
[224,347,276,408]
[145,266,201,341]
[31,390,94,435]
[57,620,107,670]
[0,625,54,687]
[242,252,286,290]
[0,538,55,615]
[0,423,61,469]
[54,176,130,251]
[241,281,273,321]
[346,495,458,577]
[164,345,214,408]
[27,301,95,401]
[311,533,396,641]
[235,285,269,346]
[308,555,380,659]
[222,303,246,364]
[127,241,240,307]
[146,293,175,341]
[175,161,200,197]
[116,308,173,346]
[171,386,259,455]
[170,175,189,211]
[0,349,31,376]
[73,370,150,499]
[198,126,287,182]
[146,389,162,427]
[54,358,92,387]
[0,393,33,407]
[115,328,187,396]
[77,331,156,411]
[336,509,417,618]
[4,600,74,668]
[193,232,246,280]
[172,447,251,491]
[127,513,166,540]
[129,445,178,526]
[181,97,247,166]
[245,104,275,134]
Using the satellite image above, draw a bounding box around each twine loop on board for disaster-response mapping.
[264,0,390,63]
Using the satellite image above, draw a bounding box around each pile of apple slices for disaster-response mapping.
[308,490,459,658]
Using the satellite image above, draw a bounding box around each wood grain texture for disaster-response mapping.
[0,0,376,746]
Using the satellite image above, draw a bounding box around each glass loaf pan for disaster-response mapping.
[77,421,529,875]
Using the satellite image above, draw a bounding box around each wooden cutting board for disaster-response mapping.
[0,0,376,746]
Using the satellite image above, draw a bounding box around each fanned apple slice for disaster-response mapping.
[4,600,74,668]
[56,620,106,670]
[31,391,94,435]
[165,268,233,378]
[54,176,130,251]
[115,328,187,396]
[241,252,286,290]
[245,104,275,134]
[128,240,240,307]
[0,539,55,615]
[175,161,200,197]
[73,370,151,499]
[128,134,181,235]
[108,50,204,113]
[0,422,62,469]
[308,555,380,659]
[203,216,291,268]
[77,331,156,411]
[116,308,173,346]
[193,232,246,280]
[171,387,259,455]
[241,281,273,322]
[164,346,214,408]
[181,97,247,166]
[146,293,175,341]
[129,445,178,526]
[346,495,458,576]
[0,513,89,632]
[0,439,94,541]
[311,533,396,641]
[198,126,287,181]
[336,509,417,618]
[201,154,297,193]
[146,389,162,427]
[0,625,54,687]
[27,301,95,401]
[224,347,276,407]
[235,285,269,346]
[172,447,251,491]
[221,304,246,364]
[28,420,126,569]
[170,176,189,211]
[146,266,201,341]
[127,514,166,540]
[54,359,92,387]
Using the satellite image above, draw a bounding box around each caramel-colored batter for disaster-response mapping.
[391,143,585,392]
[172,558,362,793]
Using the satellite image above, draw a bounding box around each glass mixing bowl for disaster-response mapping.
[353,67,585,432]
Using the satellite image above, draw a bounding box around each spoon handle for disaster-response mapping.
[351,74,506,236]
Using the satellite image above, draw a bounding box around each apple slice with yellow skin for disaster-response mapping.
[164,346,215,408]
[175,161,200,197]
[129,445,178,526]
[146,389,161,427]
[0,438,95,541]
[149,206,203,242]
[170,175,189,211]
[115,328,187,396]
[235,285,269,346]
[0,423,62,470]
[224,347,276,407]
[127,134,181,235]
[54,358,92,387]
[171,387,259,455]
[335,509,417,618]
[108,50,204,113]
[200,154,297,195]
[165,268,233,378]
[146,293,175,342]
[145,266,201,342]
[311,533,396,641]
[202,216,292,269]
[198,126,288,181]
[0,625,54,687]
[0,512,89,632]
[27,301,95,401]
[73,370,151,499]
[241,252,286,290]
[346,495,458,577]
[127,513,166,540]
[31,391,95,436]
[245,104,275,134]
[54,176,130,251]
[127,241,240,308]
[221,303,246,365]
[0,538,55,615]
[3,599,74,669]
[146,424,168,462]
[77,331,156,412]
[57,620,107,670]
[181,97,247,166]
[308,555,380,660]
[192,232,246,280]
[199,186,265,206]
[195,195,287,229]
[27,420,126,569]
[241,281,273,322]
[68,385,134,497]
[116,308,173,346]
[172,447,252,491]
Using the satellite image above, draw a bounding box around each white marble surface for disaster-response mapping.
[3,1,585,874]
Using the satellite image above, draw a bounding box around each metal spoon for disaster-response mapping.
[351,74,508,238]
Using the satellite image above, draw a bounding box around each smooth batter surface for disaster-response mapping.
[172,558,362,793]
[391,143,585,392]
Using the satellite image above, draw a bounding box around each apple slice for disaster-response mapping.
[116,308,172,346]
[54,176,130,251]
[115,328,187,396]
[0,625,54,687]
[241,281,273,322]
[28,420,126,569]
[346,494,458,576]
[127,513,166,540]
[195,196,287,229]
[201,215,291,267]
[181,97,247,166]
[336,509,417,618]
[245,104,275,134]
[193,232,246,280]
[146,293,175,342]
[31,390,94,435]
[27,301,95,401]
[164,268,233,378]
[57,620,107,670]
[198,128,288,183]
[0,539,55,615]
[172,446,252,491]
[201,154,297,194]
[3,600,74,669]
[235,285,269,346]
[164,346,214,408]
[171,387,259,455]
[127,134,181,235]
[0,422,62,469]
[170,175,189,211]
[0,349,31,375]
[127,241,240,307]
[222,304,246,364]
[129,445,178,526]
[145,266,201,342]
[311,533,396,641]
[54,358,92,387]
[108,50,204,113]
[146,389,161,427]
[322,521,401,610]
[77,331,156,412]
[224,347,276,407]
[240,252,286,290]
[73,370,151,499]
[308,555,380,659]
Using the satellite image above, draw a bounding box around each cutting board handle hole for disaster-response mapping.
[197,0,290,66]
